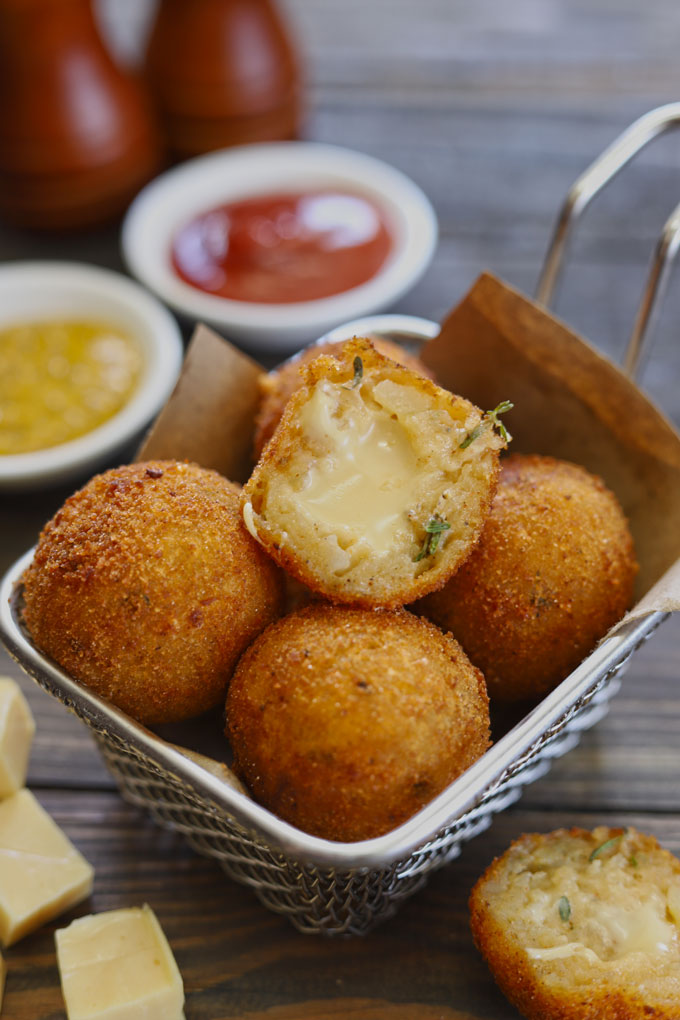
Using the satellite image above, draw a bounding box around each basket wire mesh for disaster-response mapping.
[0,559,663,935]
[2,105,679,934]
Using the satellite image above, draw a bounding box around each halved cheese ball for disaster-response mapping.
[470,826,680,1020]
[241,338,506,607]
[253,336,434,459]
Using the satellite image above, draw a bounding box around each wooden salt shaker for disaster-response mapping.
[144,0,302,160]
[0,0,161,230]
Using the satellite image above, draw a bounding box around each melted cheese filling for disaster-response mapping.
[525,895,678,963]
[527,942,601,963]
[668,885,680,926]
[296,381,422,556]
[596,901,676,957]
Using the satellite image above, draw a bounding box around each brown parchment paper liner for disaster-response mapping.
[140,324,265,484]
[135,273,678,782]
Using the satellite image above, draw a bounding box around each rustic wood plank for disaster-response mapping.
[519,613,680,811]
[3,791,680,1020]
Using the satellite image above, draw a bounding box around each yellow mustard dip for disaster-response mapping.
[0,321,142,455]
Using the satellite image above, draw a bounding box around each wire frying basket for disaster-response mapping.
[2,105,680,935]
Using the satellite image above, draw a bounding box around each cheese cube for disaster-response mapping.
[56,905,185,1020]
[0,789,93,946]
[0,676,35,798]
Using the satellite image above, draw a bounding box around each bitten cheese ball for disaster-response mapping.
[253,336,434,458]
[22,461,285,725]
[420,454,637,703]
[470,826,680,1020]
[226,603,491,842]
[241,338,506,608]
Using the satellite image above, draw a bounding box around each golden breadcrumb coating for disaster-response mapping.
[253,336,434,459]
[22,461,285,725]
[419,454,637,702]
[226,603,490,842]
[241,337,505,608]
[470,826,680,1020]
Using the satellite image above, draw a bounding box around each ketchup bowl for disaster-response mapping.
[121,142,438,353]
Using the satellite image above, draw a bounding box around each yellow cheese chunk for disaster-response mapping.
[56,905,185,1020]
[0,677,35,798]
[0,789,93,946]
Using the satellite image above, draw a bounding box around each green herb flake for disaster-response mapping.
[558,896,571,922]
[460,400,514,449]
[486,399,514,442]
[459,423,484,450]
[629,854,639,868]
[345,355,364,389]
[414,515,451,562]
[589,829,627,862]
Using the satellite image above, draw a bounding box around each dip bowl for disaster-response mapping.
[0,261,183,492]
[121,142,438,353]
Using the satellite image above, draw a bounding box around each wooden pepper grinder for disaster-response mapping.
[0,0,161,230]
[144,0,302,160]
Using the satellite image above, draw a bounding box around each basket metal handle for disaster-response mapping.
[535,102,680,378]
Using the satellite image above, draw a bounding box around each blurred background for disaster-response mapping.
[3,0,680,417]
[3,0,680,539]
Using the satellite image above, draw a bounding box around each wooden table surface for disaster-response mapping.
[1,1,680,1017]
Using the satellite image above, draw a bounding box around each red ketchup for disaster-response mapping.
[171,191,393,303]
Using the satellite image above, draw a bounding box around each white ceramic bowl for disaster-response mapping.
[0,262,183,492]
[121,142,438,353]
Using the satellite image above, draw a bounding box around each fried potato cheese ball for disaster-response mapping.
[21,461,285,725]
[253,336,434,458]
[226,604,490,842]
[420,454,637,703]
[241,338,506,608]
[470,826,680,1020]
